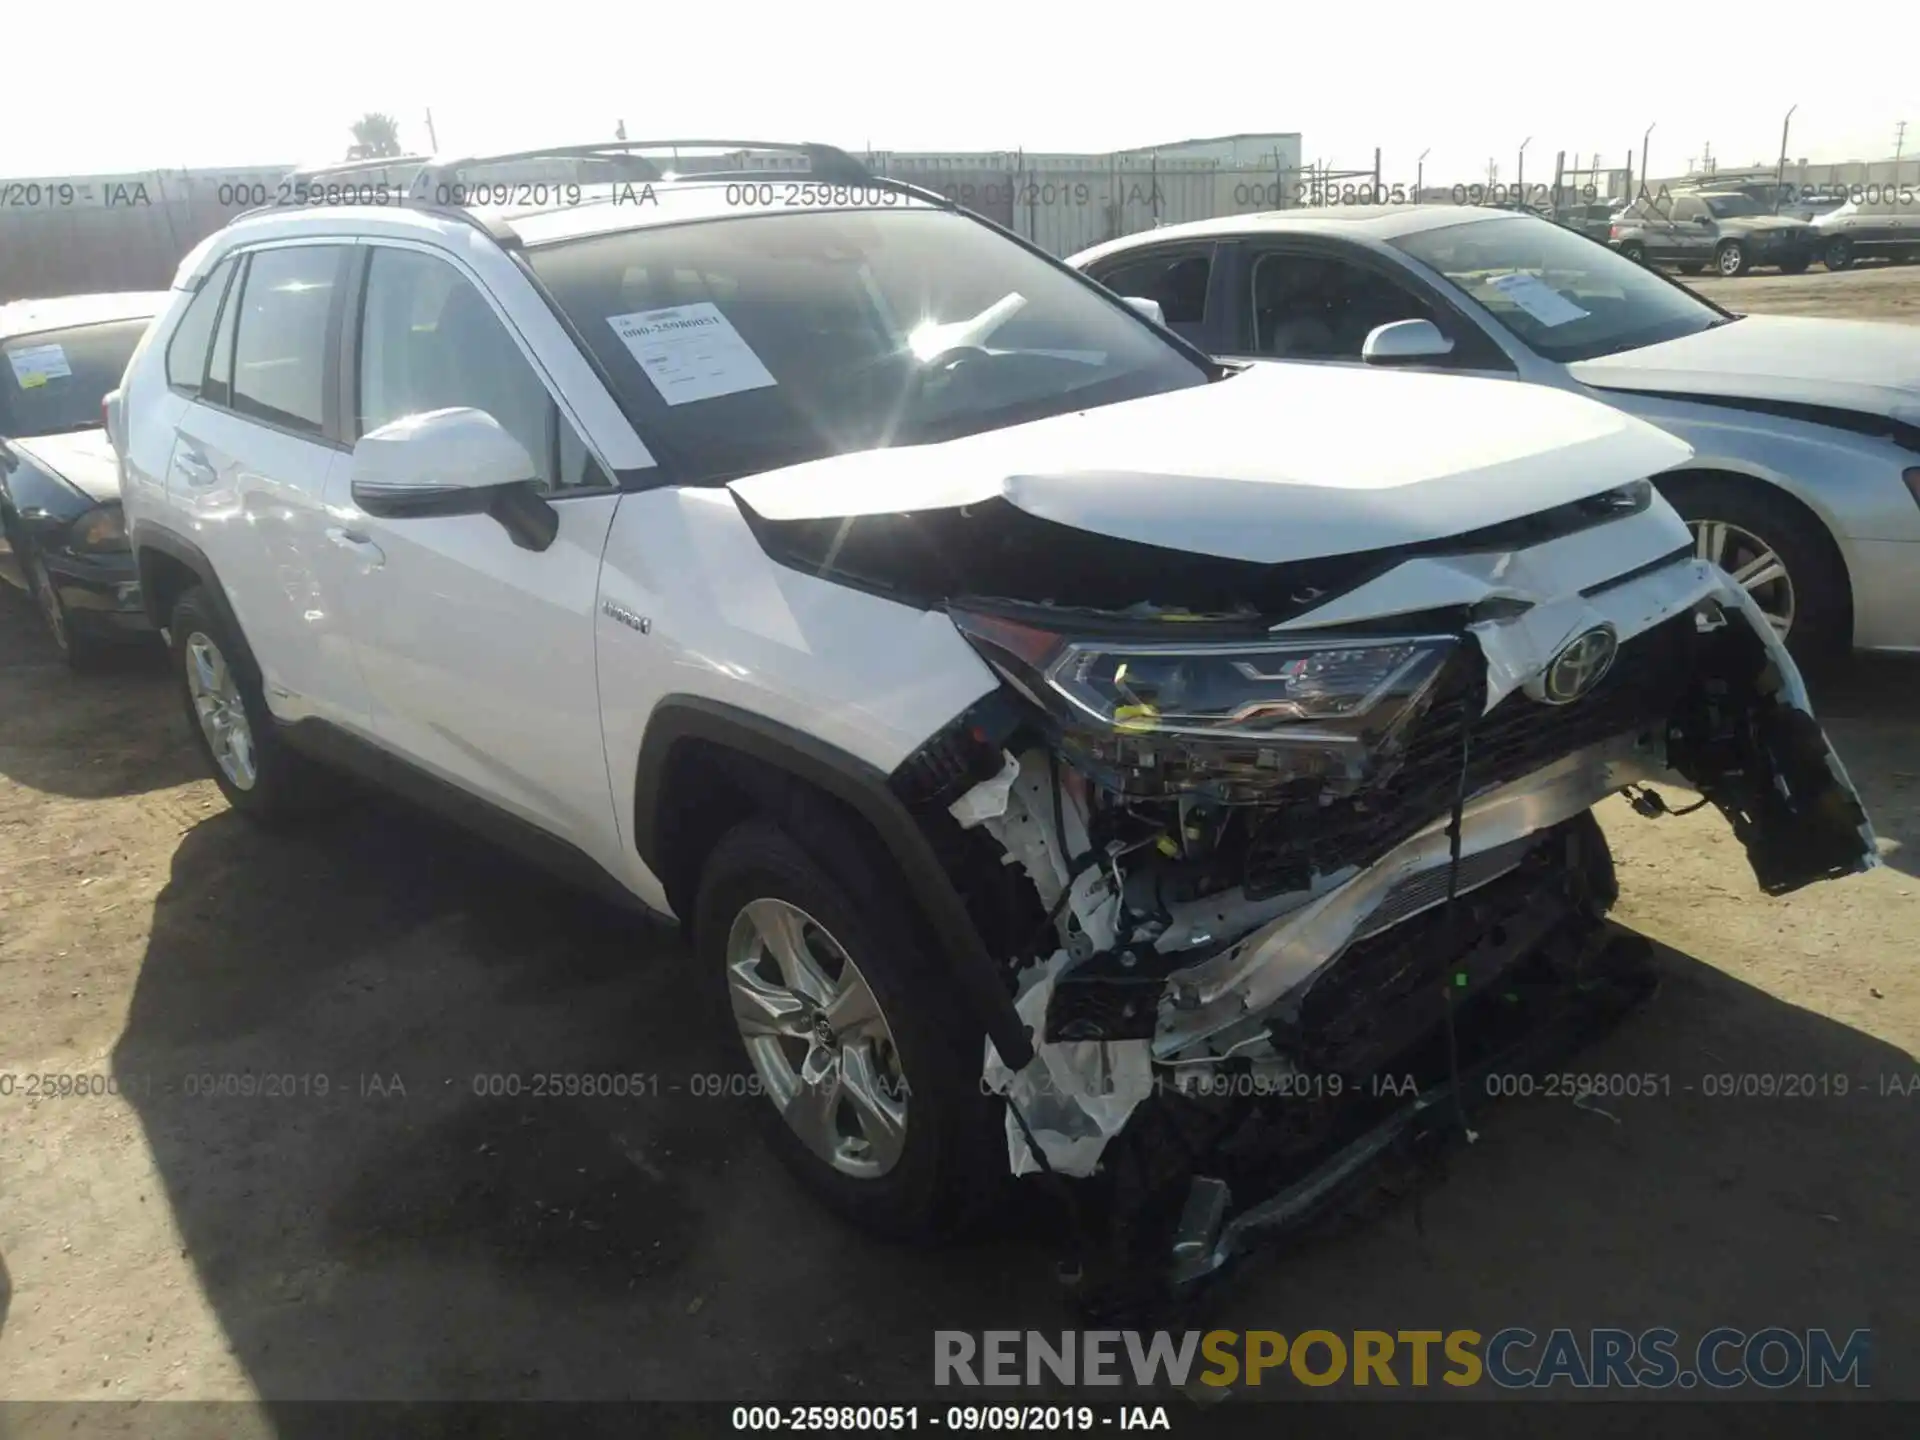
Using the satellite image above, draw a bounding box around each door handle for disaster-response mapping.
[326,526,385,566]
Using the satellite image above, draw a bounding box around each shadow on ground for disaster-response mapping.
[0,596,198,800]
[89,654,1917,1422]
[1809,653,1920,881]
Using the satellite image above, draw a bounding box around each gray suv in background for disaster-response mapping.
[1609,192,1815,276]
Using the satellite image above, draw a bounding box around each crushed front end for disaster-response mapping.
[887,494,1876,1306]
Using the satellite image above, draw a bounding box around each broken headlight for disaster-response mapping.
[950,607,1457,749]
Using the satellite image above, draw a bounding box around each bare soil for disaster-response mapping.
[1,265,1916,1423]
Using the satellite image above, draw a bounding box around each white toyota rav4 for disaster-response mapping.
[110,142,1875,1298]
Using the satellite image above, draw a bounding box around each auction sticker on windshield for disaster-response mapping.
[1485,272,1590,328]
[607,303,777,406]
[7,342,72,389]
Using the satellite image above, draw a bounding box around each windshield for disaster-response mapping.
[1,318,150,438]
[526,207,1212,484]
[1392,215,1726,363]
[1703,194,1765,218]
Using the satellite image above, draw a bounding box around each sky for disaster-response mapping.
[8,1,1917,185]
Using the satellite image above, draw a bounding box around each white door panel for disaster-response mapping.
[165,403,369,729]
[326,483,627,871]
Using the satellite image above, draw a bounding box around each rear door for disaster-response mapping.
[164,242,373,731]
[324,240,627,871]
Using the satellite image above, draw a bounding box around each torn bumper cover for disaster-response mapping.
[960,554,1875,1223]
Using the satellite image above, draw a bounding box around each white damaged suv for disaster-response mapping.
[110,142,1876,1295]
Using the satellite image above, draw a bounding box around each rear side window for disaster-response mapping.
[164,259,235,395]
[229,245,348,436]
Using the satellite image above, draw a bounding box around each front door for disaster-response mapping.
[325,241,628,874]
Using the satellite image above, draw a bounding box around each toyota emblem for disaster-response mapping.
[1540,625,1619,705]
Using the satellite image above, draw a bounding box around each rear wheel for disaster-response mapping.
[170,586,327,821]
[694,814,1008,1240]
[1824,237,1855,271]
[1618,242,1648,265]
[1661,476,1850,668]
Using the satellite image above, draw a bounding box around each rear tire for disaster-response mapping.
[1660,475,1850,670]
[169,585,328,823]
[693,813,1010,1241]
[1618,242,1647,265]
[1824,237,1854,271]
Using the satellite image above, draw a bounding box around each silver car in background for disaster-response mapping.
[1071,206,1920,664]
[1812,191,1920,271]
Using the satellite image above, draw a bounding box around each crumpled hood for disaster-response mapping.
[8,427,121,503]
[729,362,1692,565]
[1571,314,1920,424]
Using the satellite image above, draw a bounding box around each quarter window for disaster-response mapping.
[356,247,606,492]
[165,259,234,395]
[229,245,347,436]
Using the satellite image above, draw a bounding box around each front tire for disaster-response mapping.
[1661,476,1850,668]
[694,814,1007,1241]
[1824,237,1854,271]
[169,585,325,822]
[1715,241,1750,277]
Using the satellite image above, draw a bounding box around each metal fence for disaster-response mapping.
[1,154,1396,303]
[0,169,286,303]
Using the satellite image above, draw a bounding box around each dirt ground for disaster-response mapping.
[1,265,1916,1423]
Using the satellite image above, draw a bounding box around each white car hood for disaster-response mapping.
[728,362,1692,565]
[9,428,122,504]
[1570,314,1920,424]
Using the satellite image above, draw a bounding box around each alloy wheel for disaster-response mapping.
[1691,520,1794,638]
[725,897,909,1179]
[184,631,258,790]
[1717,245,1745,276]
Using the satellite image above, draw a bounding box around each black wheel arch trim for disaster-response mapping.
[633,695,1036,1071]
[129,522,255,663]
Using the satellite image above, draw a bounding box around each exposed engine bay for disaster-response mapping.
[883,534,1876,1302]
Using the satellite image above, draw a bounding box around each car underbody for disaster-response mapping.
[874,520,1877,1307]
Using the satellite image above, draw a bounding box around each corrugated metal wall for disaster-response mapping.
[0,168,285,302]
[0,154,1364,301]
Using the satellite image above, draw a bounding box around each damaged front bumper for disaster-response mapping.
[954,552,1875,1288]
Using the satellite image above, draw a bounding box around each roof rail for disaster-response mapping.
[411,139,874,195]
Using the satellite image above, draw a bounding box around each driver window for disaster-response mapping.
[356,246,608,492]
[1249,252,1441,361]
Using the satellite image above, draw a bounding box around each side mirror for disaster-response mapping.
[1121,295,1166,326]
[1695,215,1715,227]
[349,406,557,551]
[1361,318,1456,364]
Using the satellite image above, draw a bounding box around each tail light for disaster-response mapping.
[1609,225,1622,239]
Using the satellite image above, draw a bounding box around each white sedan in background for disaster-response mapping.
[1072,206,1920,664]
